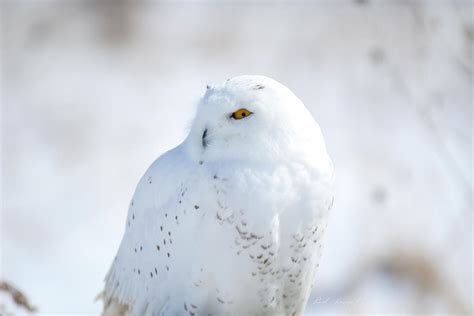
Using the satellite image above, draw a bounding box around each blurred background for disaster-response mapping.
[1,0,472,315]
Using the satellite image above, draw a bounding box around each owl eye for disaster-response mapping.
[230,108,253,120]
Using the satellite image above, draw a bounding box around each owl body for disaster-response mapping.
[103,76,334,316]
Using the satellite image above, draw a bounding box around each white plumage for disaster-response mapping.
[103,75,334,316]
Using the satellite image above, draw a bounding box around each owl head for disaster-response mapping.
[184,75,329,166]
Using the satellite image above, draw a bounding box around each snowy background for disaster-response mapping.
[1,0,472,315]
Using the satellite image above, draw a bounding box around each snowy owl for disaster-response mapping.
[103,75,334,316]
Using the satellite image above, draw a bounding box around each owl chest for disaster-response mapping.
[156,166,325,314]
[209,182,321,306]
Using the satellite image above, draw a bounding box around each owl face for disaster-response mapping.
[185,75,324,164]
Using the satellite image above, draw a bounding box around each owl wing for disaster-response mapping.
[103,145,213,315]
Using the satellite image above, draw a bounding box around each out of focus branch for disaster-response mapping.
[316,252,469,314]
[0,280,37,313]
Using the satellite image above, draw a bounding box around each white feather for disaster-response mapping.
[103,75,335,316]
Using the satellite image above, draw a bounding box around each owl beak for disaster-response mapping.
[202,128,208,149]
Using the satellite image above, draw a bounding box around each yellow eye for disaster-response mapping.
[231,108,253,120]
